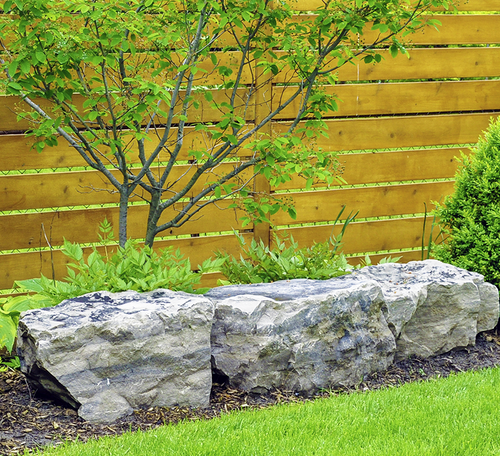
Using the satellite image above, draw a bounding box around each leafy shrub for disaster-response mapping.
[217,232,352,284]
[433,117,500,287]
[217,211,400,284]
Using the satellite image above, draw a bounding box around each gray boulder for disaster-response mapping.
[207,278,396,394]
[352,260,499,360]
[17,289,214,423]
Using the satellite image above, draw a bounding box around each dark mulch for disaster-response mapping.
[2,329,500,455]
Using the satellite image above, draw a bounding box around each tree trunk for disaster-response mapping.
[144,191,162,248]
[118,188,129,248]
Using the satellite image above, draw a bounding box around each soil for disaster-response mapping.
[2,329,500,455]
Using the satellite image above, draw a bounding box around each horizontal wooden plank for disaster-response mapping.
[273,216,439,254]
[450,0,500,10]
[1,12,496,55]
[397,15,500,45]
[278,147,467,191]
[0,200,247,251]
[0,162,253,211]
[0,50,253,86]
[275,80,500,119]
[271,181,455,225]
[0,124,254,172]
[0,87,255,131]
[0,232,251,290]
[274,112,494,151]
[289,14,500,46]
[272,0,499,11]
[275,47,500,83]
[348,249,423,266]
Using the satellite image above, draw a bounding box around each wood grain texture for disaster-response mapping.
[278,147,466,191]
[271,181,455,225]
[273,217,439,254]
[0,162,252,211]
[275,47,500,83]
[0,125,253,172]
[274,80,500,119]
[0,87,255,131]
[272,112,493,152]
[271,0,499,11]
[0,200,246,251]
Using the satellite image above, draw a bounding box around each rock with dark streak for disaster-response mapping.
[206,260,499,387]
[17,289,214,423]
[352,260,499,360]
[208,278,396,394]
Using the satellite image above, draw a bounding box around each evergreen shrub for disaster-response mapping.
[433,117,500,287]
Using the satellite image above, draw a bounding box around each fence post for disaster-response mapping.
[252,52,273,248]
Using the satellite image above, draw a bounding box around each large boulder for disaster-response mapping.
[205,260,499,389]
[352,260,499,360]
[17,289,214,423]
[206,277,396,394]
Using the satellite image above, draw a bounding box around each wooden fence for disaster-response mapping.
[1,0,500,292]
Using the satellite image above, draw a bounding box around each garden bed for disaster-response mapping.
[1,329,500,455]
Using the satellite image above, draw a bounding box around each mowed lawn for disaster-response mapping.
[36,366,500,456]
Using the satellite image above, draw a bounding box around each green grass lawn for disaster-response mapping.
[34,367,500,456]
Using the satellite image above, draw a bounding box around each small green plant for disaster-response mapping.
[59,229,223,296]
[217,232,353,284]
[433,117,500,287]
[52,219,222,295]
[217,209,357,284]
[0,356,21,371]
[0,293,54,353]
[217,208,401,285]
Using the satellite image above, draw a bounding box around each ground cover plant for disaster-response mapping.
[216,208,357,283]
[0,0,452,247]
[433,117,500,288]
[25,365,500,456]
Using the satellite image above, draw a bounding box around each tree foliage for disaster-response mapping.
[0,0,452,246]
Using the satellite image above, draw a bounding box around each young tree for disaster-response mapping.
[0,0,450,247]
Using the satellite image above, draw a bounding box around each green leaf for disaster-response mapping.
[0,315,17,353]
[8,60,19,75]
[14,278,44,293]
[35,51,46,63]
